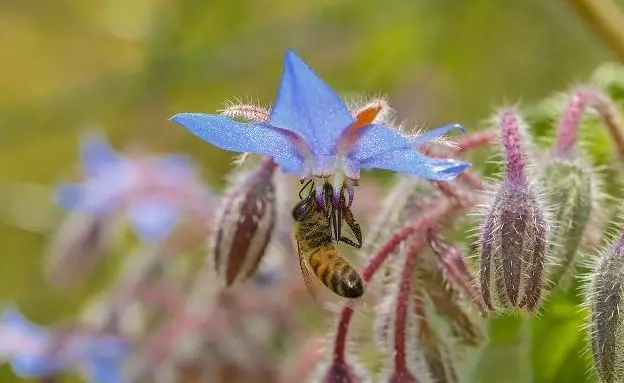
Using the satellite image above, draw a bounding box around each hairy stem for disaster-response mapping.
[453,130,498,155]
[555,87,624,157]
[394,236,423,372]
[332,193,475,364]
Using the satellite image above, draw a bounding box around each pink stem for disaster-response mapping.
[555,87,624,157]
[452,130,498,155]
[394,236,423,372]
[457,171,486,190]
[332,196,472,364]
[430,181,475,207]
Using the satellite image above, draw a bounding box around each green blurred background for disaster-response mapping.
[0,0,620,382]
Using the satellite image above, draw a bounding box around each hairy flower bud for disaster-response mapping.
[587,232,624,383]
[415,259,486,347]
[213,158,277,287]
[479,109,549,313]
[538,158,595,288]
[480,179,548,312]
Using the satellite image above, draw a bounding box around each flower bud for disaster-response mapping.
[479,109,549,312]
[587,232,624,383]
[213,158,277,287]
[45,211,112,286]
[538,158,594,288]
[415,258,485,346]
[480,180,548,312]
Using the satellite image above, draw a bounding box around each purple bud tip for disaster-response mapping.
[555,87,594,155]
[497,109,528,185]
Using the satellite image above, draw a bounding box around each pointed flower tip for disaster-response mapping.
[79,130,120,176]
[409,123,468,147]
[454,123,467,133]
[169,113,189,124]
[284,48,298,60]
[434,160,471,180]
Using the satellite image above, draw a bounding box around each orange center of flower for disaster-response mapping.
[338,104,383,153]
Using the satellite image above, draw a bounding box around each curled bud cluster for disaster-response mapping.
[479,109,549,313]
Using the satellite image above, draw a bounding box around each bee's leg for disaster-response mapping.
[338,235,360,248]
[333,192,342,243]
[298,179,313,199]
[341,202,362,249]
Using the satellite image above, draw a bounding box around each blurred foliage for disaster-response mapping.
[2,0,624,382]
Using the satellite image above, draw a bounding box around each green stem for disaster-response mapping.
[566,0,624,62]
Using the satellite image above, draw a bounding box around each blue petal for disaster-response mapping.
[84,358,125,383]
[0,308,61,378]
[55,182,118,214]
[0,307,50,339]
[82,338,130,383]
[361,147,471,180]
[10,355,65,378]
[128,199,180,242]
[268,50,354,155]
[80,132,121,177]
[170,113,303,173]
[349,124,412,161]
[408,123,466,147]
[55,182,84,211]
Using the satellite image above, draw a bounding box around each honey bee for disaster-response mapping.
[292,191,364,299]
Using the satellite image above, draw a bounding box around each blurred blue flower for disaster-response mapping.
[55,132,210,242]
[171,50,469,199]
[0,306,131,383]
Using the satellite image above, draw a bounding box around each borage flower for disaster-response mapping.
[170,50,469,206]
[0,306,131,383]
[56,132,213,243]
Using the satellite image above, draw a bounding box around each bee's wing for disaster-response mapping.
[296,241,324,300]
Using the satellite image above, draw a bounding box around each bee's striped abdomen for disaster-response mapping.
[308,248,364,298]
